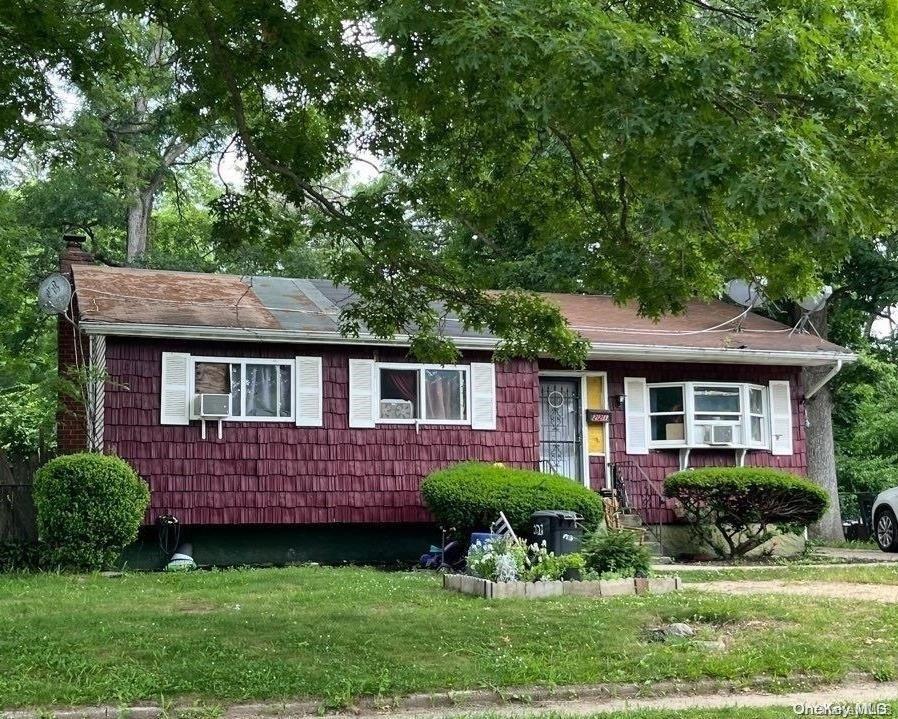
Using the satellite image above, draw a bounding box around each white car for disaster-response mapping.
[873,488,898,552]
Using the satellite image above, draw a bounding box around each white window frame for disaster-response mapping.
[189,356,296,422]
[375,362,472,425]
[646,382,688,449]
[647,381,769,450]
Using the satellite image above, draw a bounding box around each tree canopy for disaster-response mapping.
[6,0,898,364]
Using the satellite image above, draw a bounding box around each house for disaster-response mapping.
[56,237,856,564]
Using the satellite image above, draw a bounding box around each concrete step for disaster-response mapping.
[620,514,644,529]
[642,541,664,556]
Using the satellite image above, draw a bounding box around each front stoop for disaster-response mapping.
[443,574,681,599]
[622,512,675,564]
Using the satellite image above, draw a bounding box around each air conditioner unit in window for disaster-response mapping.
[708,424,735,445]
[196,393,230,418]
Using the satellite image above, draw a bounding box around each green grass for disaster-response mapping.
[1,567,898,708]
[450,707,898,719]
[814,539,879,550]
[660,564,898,584]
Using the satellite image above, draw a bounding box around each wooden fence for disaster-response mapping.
[0,451,45,543]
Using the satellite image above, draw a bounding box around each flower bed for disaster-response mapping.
[443,574,681,599]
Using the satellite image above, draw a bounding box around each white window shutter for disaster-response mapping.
[295,356,323,427]
[348,359,376,428]
[470,362,497,430]
[160,352,191,425]
[769,380,793,455]
[624,377,649,455]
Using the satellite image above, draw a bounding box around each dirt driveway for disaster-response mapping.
[691,580,898,602]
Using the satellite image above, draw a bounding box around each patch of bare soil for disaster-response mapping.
[691,580,898,602]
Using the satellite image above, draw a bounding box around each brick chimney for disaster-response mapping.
[57,234,93,455]
[59,234,93,276]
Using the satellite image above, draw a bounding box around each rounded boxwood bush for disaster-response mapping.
[664,467,828,557]
[421,461,605,537]
[33,453,150,570]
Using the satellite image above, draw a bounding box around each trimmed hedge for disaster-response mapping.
[33,453,150,570]
[664,467,828,557]
[421,461,605,537]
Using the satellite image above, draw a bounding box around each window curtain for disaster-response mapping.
[246,364,278,417]
[425,370,461,420]
[390,372,416,401]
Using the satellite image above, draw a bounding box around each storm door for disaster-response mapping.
[538,378,583,482]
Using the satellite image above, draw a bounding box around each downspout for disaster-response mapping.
[805,359,843,400]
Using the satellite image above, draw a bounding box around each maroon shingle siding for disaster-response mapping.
[588,456,606,491]
[602,361,806,524]
[103,338,540,525]
[97,339,810,528]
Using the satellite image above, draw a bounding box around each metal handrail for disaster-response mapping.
[610,461,668,557]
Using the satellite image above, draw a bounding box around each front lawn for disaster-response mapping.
[660,564,898,584]
[1,567,898,708]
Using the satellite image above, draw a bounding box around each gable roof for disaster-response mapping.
[70,264,854,366]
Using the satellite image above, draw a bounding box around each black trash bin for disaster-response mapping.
[529,510,583,555]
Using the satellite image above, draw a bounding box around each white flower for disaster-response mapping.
[494,554,519,582]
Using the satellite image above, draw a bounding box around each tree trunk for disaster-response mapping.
[804,372,843,539]
[802,305,843,541]
[126,185,155,262]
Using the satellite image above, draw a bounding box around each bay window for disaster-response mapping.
[647,382,768,448]
[377,363,469,423]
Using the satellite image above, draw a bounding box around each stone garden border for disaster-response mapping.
[443,574,682,599]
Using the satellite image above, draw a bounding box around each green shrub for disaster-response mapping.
[421,461,605,537]
[523,547,585,581]
[581,530,651,577]
[0,540,43,572]
[33,453,150,570]
[664,467,828,558]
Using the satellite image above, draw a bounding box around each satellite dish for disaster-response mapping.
[797,285,833,312]
[725,279,764,308]
[37,273,72,314]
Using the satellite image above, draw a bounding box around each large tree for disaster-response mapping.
[36,19,225,261]
[6,1,898,350]
[6,0,898,527]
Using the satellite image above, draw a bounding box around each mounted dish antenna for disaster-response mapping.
[37,273,72,315]
[797,285,833,313]
[791,285,833,336]
[724,279,764,308]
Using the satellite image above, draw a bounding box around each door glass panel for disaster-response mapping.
[539,380,582,482]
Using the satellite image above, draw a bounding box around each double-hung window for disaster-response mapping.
[647,382,768,449]
[192,357,294,421]
[377,363,469,423]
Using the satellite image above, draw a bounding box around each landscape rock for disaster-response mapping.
[665,622,695,637]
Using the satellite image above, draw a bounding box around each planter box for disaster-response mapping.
[443,574,681,599]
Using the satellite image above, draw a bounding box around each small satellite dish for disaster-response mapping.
[797,285,833,312]
[725,279,764,308]
[37,273,72,314]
